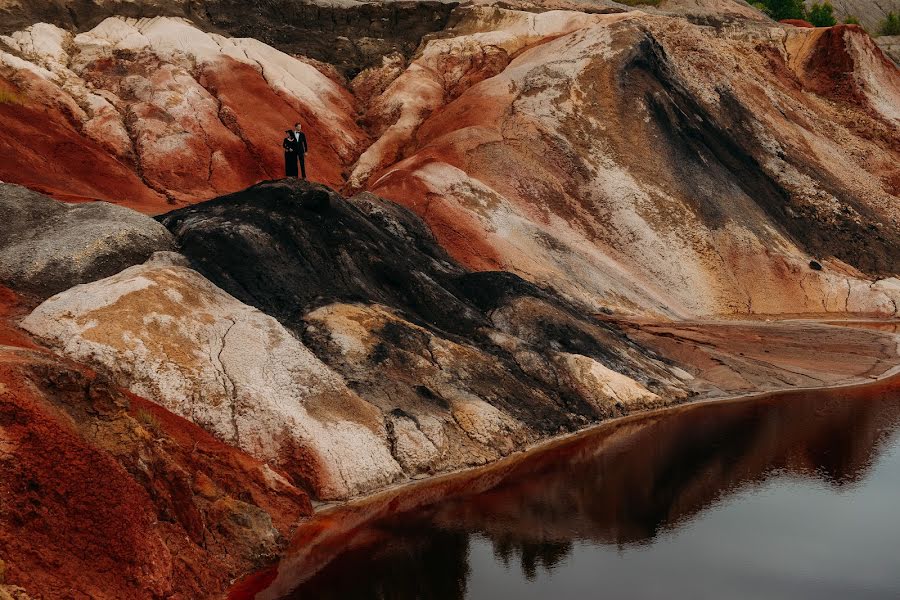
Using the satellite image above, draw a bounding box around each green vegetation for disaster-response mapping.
[807,2,837,26]
[757,0,806,21]
[752,0,868,28]
[879,12,900,36]
[0,89,24,105]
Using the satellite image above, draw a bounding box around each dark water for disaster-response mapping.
[243,377,900,600]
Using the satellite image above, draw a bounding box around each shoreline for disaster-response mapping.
[310,358,900,517]
[311,319,900,512]
[228,360,900,599]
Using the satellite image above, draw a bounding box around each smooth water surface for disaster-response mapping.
[250,377,900,600]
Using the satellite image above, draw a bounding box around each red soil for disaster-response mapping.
[798,25,869,106]
[372,161,506,272]
[126,392,313,526]
[791,25,900,121]
[780,19,814,28]
[0,289,311,599]
[0,287,36,349]
[0,75,167,212]
[197,57,352,194]
[0,356,175,598]
[0,55,364,214]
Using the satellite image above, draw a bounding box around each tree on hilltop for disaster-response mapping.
[807,2,837,27]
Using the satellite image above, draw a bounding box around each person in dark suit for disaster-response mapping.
[293,122,309,179]
[283,130,299,178]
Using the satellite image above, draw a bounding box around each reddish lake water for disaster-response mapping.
[238,376,900,600]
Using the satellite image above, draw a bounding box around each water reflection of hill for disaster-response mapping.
[262,377,900,600]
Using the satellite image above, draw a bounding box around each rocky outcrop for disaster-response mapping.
[19,181,692,498]
[204,0,460,77]
[0,183,174,299]
[160,181,694,470]
[0,0,460,76]
[0,0,203,35]
[0,288,310,600]
[357,6,900,317]
[0,17,368,208]
[20,252,404,500]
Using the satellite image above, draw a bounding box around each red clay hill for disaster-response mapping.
[0,2,900,598]
[0,18,368,211]
[0,282,312,598]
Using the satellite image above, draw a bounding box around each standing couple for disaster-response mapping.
[283,122,309,179]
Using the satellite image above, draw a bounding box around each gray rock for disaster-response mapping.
[0,183,175,299]
[804,0,900,31]
[877,35,900,66]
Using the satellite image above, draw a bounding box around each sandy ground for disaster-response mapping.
[616,318,900,397]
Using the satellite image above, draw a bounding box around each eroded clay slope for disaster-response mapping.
[0,16,367,209]
[0,286,310,600]
[20,252,404,500]
[1,3,899,598]
[0,0,460,75]
[355,7,900,317]
[3,5,899,318]
[22,181,692,501]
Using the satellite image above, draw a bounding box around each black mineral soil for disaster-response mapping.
[160,181,484,336]
[619,32,900,277]
[160,180,684,437]
[0,183,175,301]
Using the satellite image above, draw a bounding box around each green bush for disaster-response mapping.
[761,0,806,21]
[843,15,861,25]
[879,12,900,35]
[807,2,837,26]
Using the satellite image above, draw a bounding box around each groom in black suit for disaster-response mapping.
[291,122,309,179]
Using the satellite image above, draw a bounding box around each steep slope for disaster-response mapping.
[0,17,367,208]
[22,181,692,500]
[1,2,899,598]
[0,287,311,600]
[20,252,404,500]
[356,7,900,317]
[24,180,885,503]
[2,5,898,319]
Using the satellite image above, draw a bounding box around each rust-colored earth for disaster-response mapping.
[0,288,311,599]
[0,2,899,599]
